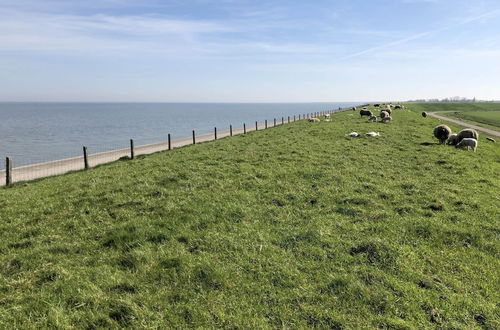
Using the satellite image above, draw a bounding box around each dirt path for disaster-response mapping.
[428,112,500,137]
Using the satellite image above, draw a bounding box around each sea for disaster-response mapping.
[0,102,361,169]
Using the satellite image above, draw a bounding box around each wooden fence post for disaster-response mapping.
[230,125,233,136]
[282,117,284,125]
[83,146,89,169]
[255,121,258,131]
[265,120,268,129]
[130,139,134,159]
[294,115,296,122]
[244,123,246,134]
[215,127,217,140]
[274,118,276,127]
[168,134,171,150]
[288,116,290,123]
[192,130,196,144]
[6,157,12,187]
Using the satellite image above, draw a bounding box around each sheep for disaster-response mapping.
[346,132,359,137]
[365,132,380,137]
[325,113,331,118]
[433,125,452,144]
[368,115,377,122]
[380,110,389,119]
[360,109,373,117]
[308,117,320,122]
[374,104,380,107]
[422,112,427,118]
[457,129,478,143]
[385,108,392,115]
[486,137,496,143]
[352,107,357,111]
[446,134,459,145]
[381,116,392,123]
[395,105,403,110]
[456,138,478,152]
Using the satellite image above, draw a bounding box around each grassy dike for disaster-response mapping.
[0,105,499,328]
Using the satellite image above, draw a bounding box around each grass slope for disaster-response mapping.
[443,111,500,131]
[0,105,499,328]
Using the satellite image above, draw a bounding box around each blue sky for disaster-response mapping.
[1,0,499,102]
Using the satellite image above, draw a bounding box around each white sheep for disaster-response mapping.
[456,138,477,152]
[346,132,359,137]
[381,116,392,123]
[365,132,380,137]
[368,115,377,122]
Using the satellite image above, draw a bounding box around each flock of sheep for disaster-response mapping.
[308,103,486,152]
[433,125,479,151]
[357,103,402,124]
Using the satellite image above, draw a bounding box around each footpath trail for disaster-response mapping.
[0,121,283,186]
[428,112,500,137]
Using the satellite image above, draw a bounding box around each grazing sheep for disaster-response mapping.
[486,137,496,143]
[325,113,331,118]
[366,132,380,137]
[381,116,392,123]
[380,111,389,119]
[308,117,320,122]
[368,115,377,122]
[395,105,403,110]
[456,138,478,152]
[352,107,357,111]
[422,112,427,118]
[374,104,380,107]
[457,129,479,143]
[346,132,359,137]
[433,125,452,144]
[360,109,373,117]
[446,134,459,145]
[385,108,392,115]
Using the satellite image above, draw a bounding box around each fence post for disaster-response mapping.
[282,117,284,125]
[255,121,258,131]
[265,120,268,129]
[230,125,233,136]
[192,130,196,144]
[294,115,296,122]
[83,146,89,169]
[130,139,135,159]
[6,157,12,187]
[215,127,217,140]
[244,123,246,134]
[274,118,276,127]
[168,134,171,150]
[288,116,290,123]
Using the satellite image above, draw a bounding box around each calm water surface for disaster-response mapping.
[0,102,361,169]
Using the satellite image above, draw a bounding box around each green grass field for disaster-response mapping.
[444,111,500,130]
[412,102,500,131]
[0,104,499,328]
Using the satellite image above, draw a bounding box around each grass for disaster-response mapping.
[443,111,500,131]
[0,104,499,328]
[413,102,500,131]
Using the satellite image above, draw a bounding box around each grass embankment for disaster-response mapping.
[415,102,500,131]
[0,105,499,328]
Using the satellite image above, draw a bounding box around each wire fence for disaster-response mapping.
[1,106,360,187]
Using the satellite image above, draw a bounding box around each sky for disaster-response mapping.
[1,0,499,102]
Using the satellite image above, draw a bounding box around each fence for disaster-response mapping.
[1,107,356,187]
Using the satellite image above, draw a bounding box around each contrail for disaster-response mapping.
[340,9,500,60]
